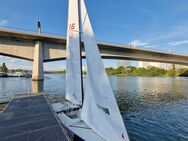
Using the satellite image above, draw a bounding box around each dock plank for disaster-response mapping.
[0,95,70,141]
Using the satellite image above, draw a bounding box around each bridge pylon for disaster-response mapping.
[32,41,44,81]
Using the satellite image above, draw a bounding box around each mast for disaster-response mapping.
[78,0,84,106]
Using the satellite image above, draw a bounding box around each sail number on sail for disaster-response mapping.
[69,23,76,30]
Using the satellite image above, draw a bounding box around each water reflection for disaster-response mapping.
[137,77,187,103]
[110,77,188,114]
[113,77,188,141]
[32,81,44,93]
[0,75,188,141]
[0,77,31,96]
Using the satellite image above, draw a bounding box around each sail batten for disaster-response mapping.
[66,0,82,105]
[80,0,129,140]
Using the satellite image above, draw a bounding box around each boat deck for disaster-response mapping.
[0,94,70,141]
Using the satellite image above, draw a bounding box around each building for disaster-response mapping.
[139,61,172,70]
[138,61,188,70]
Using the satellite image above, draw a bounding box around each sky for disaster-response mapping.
[0,0,188,70]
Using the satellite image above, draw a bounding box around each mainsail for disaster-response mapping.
[66,0,82,105]
[80,0,129,141]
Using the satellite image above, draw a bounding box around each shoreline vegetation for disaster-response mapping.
[1,62,188,77]
[105,66,188,77]
[45,70,66,74]
[46,66,188,77]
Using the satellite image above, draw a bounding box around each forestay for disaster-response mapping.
[80,0,129,140]
[66,0,82,105]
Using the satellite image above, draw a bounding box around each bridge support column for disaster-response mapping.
[32,41,44,81]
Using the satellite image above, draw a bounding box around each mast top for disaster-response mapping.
[37,18,42,34]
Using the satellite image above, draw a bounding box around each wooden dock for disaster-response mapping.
[0,94,70,141]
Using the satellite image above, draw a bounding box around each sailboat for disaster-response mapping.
[52,0,130,140]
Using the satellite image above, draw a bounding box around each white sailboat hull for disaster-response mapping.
[68,121,106,141]
[52,102,105,141]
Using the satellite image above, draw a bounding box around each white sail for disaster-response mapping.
[80,0,129,141]
[66,0,82,105]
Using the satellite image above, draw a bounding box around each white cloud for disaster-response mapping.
[0,20,8,26]
[168,40,188,46]
[129,40,150,48]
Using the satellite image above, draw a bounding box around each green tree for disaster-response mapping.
[116,66,125,74]
[1,63,8,73]
[106,67,116,75]
[168,64,176,76]
[179,68,188,76]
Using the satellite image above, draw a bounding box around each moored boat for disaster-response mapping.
[52,0,129,141]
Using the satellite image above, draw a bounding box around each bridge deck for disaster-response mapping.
[0,94,70,141]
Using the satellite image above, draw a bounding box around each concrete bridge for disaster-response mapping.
[0,29,188,81]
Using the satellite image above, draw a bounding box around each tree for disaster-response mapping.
[1,63,8,73]
[179,68,188,76]
[116,66,125,74]
[106,67,116,75]
[168,64,176,76]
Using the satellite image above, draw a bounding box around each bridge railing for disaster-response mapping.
[0,25,66,38]
[96,40,177,54]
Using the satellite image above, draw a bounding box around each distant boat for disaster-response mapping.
[13,72,22,77]
[7,72,32,78]
[52,0,129,141]
[22,72,32,78]
[0,73,8,77]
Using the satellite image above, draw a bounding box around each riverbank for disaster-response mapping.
[106,66,188,77]
[31,66,188,77]
[0,73,32,78]
[45,71,66,74]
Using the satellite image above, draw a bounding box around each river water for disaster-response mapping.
[0,74,188,141]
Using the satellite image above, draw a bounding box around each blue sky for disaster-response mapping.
[0,0,188,70]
